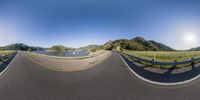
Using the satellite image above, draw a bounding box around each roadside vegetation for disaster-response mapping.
[0,50,16,62]
[123,50,200,69]
[77,37,200,68]
[0,50,16,55]
[123,50,200,62]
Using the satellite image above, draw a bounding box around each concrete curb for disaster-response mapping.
[28,51,107,59]
[118,53,200,86]
[27,51,112,72]
[0,53,17,76]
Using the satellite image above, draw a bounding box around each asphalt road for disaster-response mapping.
[121,54,200,83]
[1,51,200,100]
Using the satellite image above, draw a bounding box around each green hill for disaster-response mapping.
[190,47,200,51]
[0,37,175,52]
[0,43,44,51]
[104,37,174,51]
[48,45,74,52]
[79,45,103,51]
[148,40,174,51]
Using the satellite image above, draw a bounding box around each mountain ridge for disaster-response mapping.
[103,37,174,51]
[0,43,44,51]
[0,37,191,51]
[190,47,200,51]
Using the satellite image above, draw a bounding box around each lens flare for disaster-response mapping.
[182,32,197,45]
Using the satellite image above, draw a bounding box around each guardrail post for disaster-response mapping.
[173,60,177,68]
[152,59,155,67]
[191,58,194,66]
[0,57,5,63]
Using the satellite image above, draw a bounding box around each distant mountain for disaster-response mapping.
[0,43,44,51]
[0,37,175,52]
[78,45,103,51]
[190,47,200,51]
[148,40,174,51]
[48,45,74,52]
[104,37,174,51]
[0,43,75,52]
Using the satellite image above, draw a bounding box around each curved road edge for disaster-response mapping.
[25,51,112,72]
[118,53,200,86]
[0,52,17,76]
[29,50,107,59]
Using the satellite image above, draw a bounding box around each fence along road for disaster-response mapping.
[123,53,200,66]
[0,52,16,74]
[120,53,200,84]
[1,51,200,100]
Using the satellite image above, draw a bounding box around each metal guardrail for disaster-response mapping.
[0,52,16,63]
[123,53,200,66]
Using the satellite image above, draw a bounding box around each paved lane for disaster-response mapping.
[121,54,200,84]
[1,51,200,100]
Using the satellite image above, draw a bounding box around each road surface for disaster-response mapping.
[1,51,200,100]
[121,54,200,84]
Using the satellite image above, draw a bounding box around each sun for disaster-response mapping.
[182,32,197,45]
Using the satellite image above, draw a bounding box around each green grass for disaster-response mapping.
[0,50,16,61]
[0,50,16,55]
[123,50,200,62]
[123,50,200,69]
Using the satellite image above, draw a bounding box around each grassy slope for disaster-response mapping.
[123,50,200,62]
[0,50,16,61]
[0,50,16,55]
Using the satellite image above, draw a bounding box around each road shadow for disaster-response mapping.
[121,54,200,83]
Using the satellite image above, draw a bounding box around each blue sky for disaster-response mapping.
[0,0,200,50]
